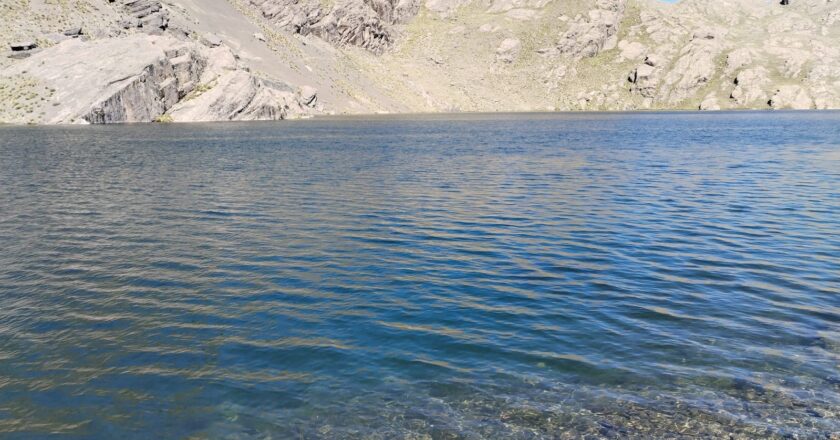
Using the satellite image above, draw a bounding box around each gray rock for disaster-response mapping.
[658,36,721,104]
[556,0,626,58]
[1,36,204,124]
[203,33,223,48]
[628,63,655,84]
[118,0,169,32]
[45,33,70,44]
[769,85,814,110]
[298,85,318,106]
[119,18,142,29]
[618,40,646,61]
[7,51,34,60]
[629,63,657,97]
[246,0,420,52]
[730,67,770,106]
[168,71,314,121]
[644,54,662,68]
[699,94,720,111]
[10,41,37,51]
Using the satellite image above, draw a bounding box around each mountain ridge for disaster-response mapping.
[1,0,838,124]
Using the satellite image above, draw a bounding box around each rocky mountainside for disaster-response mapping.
[1,0,838,124]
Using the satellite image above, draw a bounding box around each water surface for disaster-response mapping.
[0,112,838,438]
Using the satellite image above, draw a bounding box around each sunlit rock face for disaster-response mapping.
[2,0,840,123]
[0,35,317,124]
[247,0,421,52]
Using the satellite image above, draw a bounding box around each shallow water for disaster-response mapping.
[0,112,838,439]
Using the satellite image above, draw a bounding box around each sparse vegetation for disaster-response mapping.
[0,73,53,123]
[182,81,215,101]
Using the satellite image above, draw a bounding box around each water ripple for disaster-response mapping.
[0,112,839,438]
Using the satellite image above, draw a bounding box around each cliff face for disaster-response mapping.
[247,0,421,52]
[1,0,839,124]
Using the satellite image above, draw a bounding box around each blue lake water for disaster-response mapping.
[0,112,838,438]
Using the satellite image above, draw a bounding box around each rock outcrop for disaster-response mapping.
[730,68,771,107]
[556,0,626,58]
[168,71,315,121]
[0,35,316,124]
[769,85,813,110]
[117,0,170,32]
[247,0,420,52]
[616,0,840,110]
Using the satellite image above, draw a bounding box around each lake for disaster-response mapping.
[0,112,838,438]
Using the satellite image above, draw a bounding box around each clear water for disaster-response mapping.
[0,112,838,439]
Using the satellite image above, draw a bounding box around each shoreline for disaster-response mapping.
[2,108,840,127]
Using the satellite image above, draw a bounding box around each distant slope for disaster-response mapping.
[1,0,839,124]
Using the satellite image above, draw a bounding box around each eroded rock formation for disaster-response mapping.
[247,0,420,52]
[0,35,316,124]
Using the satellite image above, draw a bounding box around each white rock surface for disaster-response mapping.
[168,71,310,121]
[730,68,770,106]
[769,85,813,110]
[496,38,522,64]
[0,34,316,124]
[1,36,201,124]
[557,0,626,58]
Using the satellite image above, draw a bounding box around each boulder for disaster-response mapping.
[63,28,83,37]
[298,85,318,106]
[644,54,662,67]
[699,94,721,111]
[496,38,522,63]
[203,33,223,48]
[618,40,647,61]
[119,18,142,29]
[10,41,37,51]
[119,0,169,32]
[628,63,655,83]
[769,85,814,110]
[730,67,770,106]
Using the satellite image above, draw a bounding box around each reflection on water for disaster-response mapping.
[0,112,838,439]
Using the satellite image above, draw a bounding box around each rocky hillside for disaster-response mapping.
[1,0,838,124]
